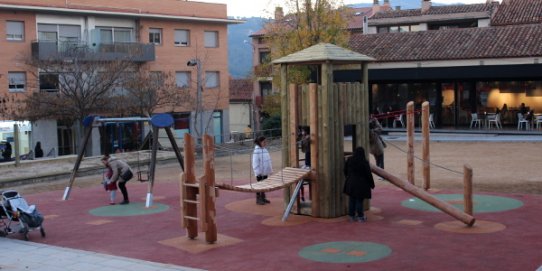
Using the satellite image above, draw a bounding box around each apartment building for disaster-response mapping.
[0,0,238,157]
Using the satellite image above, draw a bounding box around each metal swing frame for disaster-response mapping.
[62,114,185,207]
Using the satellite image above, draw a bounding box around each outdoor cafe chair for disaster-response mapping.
[517,113,530,130]
[470,113,481,128]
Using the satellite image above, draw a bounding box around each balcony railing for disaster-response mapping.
[31,41,155,62]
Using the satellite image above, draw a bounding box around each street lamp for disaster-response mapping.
[187,58,204,139]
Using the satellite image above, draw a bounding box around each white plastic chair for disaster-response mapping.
[517,113,530,130]
[487,113,501,129]
[536,116,542,129]
[429,113,435,129]
[393,114,404,128]
[470,113,481,128]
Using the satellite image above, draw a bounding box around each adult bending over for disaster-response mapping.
[101,154,133,205]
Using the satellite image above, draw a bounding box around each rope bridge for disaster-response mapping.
[216,167,311,193]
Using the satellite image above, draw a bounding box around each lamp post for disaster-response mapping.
[187,58,203,139]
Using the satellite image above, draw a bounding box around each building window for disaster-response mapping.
[174,29,190,46]
[260,81,272,97]
[378,25,417,33]
[259,51,271,64]
[205,71,219,88]
[149,28,162,45]
[97,27,133,43]
[8,72,26,92]
[204,31,218,48]
[176,71,191,88]
[39,73,59,92]
[6,21,24,41]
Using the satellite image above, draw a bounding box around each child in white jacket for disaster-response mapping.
[252,136,273,205]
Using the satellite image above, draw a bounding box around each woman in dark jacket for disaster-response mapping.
[344,147,375,222]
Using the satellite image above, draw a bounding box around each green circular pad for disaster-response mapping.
[299,241,391,263]
[89,202,169,217]
[401,194,523,213]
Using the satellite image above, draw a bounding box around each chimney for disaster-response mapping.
[373,0,380,13]
[274,7,283,20]
[362,15,368,34]
[421,0,431,13]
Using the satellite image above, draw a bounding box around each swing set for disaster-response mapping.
[62,114,185,208]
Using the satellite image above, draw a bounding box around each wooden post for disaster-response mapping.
[13,124,20,166]
[181,133,198,239]
[463,164,473,216]
[288,84,299,168]
[280,64,291,204]
[422,101,430,190]
[361,63,370,154]
[371,164,475,226]
[309,83,319,217]
[280,64,289,168]
[202,134,217,244]
[407,101,415,185]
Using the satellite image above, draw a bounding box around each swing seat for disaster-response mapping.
[137,170,149,182]
[216,167,311,193]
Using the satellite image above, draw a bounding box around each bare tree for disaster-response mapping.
[19,55,136,124]
[122,68,193,117]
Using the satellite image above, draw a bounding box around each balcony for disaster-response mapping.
[31,41,155,62]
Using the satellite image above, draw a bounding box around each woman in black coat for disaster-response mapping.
[344,147,375,222]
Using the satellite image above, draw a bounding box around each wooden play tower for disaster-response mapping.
[273,43,375,218]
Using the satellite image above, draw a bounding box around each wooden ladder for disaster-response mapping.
[180,134,217,244]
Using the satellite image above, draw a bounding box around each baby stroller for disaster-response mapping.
[0,190,45,241]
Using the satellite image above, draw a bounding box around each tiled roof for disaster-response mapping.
[371,3,495,19]
[492,0,542,26]
[348,7,373,30]
[350,24,542,62]
[229,79,253,101]
[273,43,374,64]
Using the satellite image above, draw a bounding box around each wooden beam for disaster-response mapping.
[371,164,475,226]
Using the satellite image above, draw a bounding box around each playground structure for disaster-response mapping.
[62,114,185,208]
[272,43,475,225]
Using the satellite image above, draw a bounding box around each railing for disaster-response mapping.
[31,41,155,62]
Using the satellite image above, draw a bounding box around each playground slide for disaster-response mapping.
[370,164,475,226]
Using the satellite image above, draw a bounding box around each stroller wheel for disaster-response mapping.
[23,232,29,241]
[40,227,46,238]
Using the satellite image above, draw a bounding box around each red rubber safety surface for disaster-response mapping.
[14,182,542,271]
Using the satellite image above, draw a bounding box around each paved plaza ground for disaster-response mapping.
[1,135,542,270]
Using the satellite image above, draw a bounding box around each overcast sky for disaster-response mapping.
[195,0,500,18]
